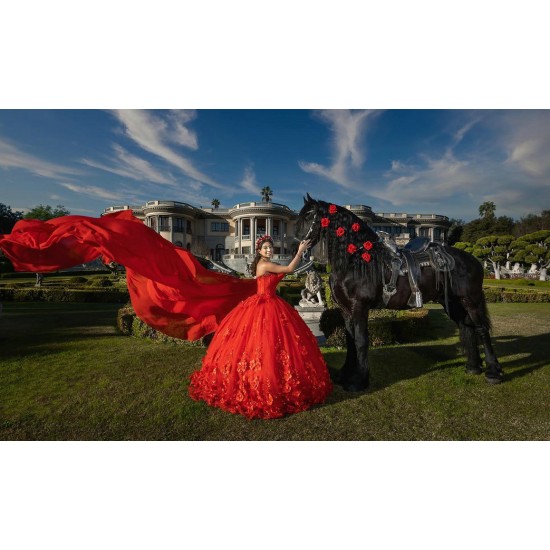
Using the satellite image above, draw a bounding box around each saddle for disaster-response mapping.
[377,232,455,308]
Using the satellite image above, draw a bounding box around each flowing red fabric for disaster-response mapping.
[0,211,256,340]
[189,273,332,418]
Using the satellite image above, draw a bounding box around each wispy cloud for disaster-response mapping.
[58,182,125,201]
[110,110,226,189]
[299,109,380,188]
[81,144,177,185]
[239,165,261,195]
[502,111,550,177]
[0,136,81,179]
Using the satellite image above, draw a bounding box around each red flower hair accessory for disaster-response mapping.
[336,227,345,237]
[351,223,360,232]
[256,235,273,250]
[321,217,330,228]
[328,204,337,215]
[361,252,372,263]
[363,241,373,250]
[347,243,357,254]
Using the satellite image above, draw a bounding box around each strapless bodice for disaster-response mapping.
[256,272,285,296]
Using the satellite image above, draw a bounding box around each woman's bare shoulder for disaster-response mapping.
[256,261,282,276]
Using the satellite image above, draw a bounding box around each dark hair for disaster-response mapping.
[250,236,274,276]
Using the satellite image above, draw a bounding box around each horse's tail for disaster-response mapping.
[479,291,493,333]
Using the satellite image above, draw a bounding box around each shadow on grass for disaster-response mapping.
[321,306,550,405]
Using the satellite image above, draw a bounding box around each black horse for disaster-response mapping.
[295,195,503,391]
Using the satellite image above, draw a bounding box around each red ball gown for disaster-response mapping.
[189,272,333,419]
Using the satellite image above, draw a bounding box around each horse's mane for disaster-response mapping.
[314,200,384,283]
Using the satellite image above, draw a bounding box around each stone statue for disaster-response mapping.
[299,270,325,307]
[512,262,523,274]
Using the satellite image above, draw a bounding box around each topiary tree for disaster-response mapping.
[472,235,515,280]
[452,241,474,254]
[510,230,550,281]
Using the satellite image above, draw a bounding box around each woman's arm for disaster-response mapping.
[256,240,311,276]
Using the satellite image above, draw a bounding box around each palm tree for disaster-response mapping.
[211,198,220,209]
[479,201,496,219]
[261,186,273,203]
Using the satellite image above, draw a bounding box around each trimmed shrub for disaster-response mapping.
[483,288,550,303]
[69,276,89,285]
[0,288,129,303]
[117,303,211,347]
[319,307,430,348]
[89,277,113,288]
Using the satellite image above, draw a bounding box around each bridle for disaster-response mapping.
[303,208,319,240]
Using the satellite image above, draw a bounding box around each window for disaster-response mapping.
[211,222,229,232]
[434,228,441,240]
[186,220,192,234]
[419,227,430,237]
[173,218,184,232]
[149,217,157,231]
[159,216,170,231]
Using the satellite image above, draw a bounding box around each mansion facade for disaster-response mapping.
[103,199,452,272]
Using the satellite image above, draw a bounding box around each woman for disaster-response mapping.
[189,235,332,419]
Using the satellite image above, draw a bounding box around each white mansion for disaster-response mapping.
[103,199,452,273]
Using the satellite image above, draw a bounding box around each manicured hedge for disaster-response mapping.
[483,288,550,303]
[116,303,212,347]
[319,307,430,348]
[0,288,129,303]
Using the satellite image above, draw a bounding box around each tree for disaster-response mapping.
[261,186,273,203]
[472,235,515,280]
[510,230,550,281]
[513,209,550,237]
[211,198,220,209]
[24,204,70,221]
[453,241,474,255]
[447,218,465,245]
[0,203,23,234]
[478,201,496,219]
[462,215,515,243]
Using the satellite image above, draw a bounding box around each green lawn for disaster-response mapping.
[1,301,549,440]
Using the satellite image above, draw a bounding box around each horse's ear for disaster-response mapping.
[303,196,308,205]
[306,192,313,202]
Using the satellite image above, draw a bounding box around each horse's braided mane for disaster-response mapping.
[315,200,385,283]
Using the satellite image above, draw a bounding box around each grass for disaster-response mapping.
[1,301,549,440]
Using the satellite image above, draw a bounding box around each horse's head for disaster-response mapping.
[295,193,324,247]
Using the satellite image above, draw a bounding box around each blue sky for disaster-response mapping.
[1,109,548,222]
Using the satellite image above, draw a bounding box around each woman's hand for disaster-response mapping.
[297,239,311,255]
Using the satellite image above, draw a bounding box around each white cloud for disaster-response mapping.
[0,136,81,179]
[58,182,124,201]
[299,109,380,188]
[239,165,261,195]
[110,110,226,189]
[508,138,550,177]
[81,144,177,185]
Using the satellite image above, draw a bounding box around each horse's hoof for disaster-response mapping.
[466,366,483,375]
[485,374,503,385]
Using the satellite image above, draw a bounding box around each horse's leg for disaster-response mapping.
[341,310,370,392]
[461,296,503,384]
[336,314,358,385]
[443,297,483,375]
